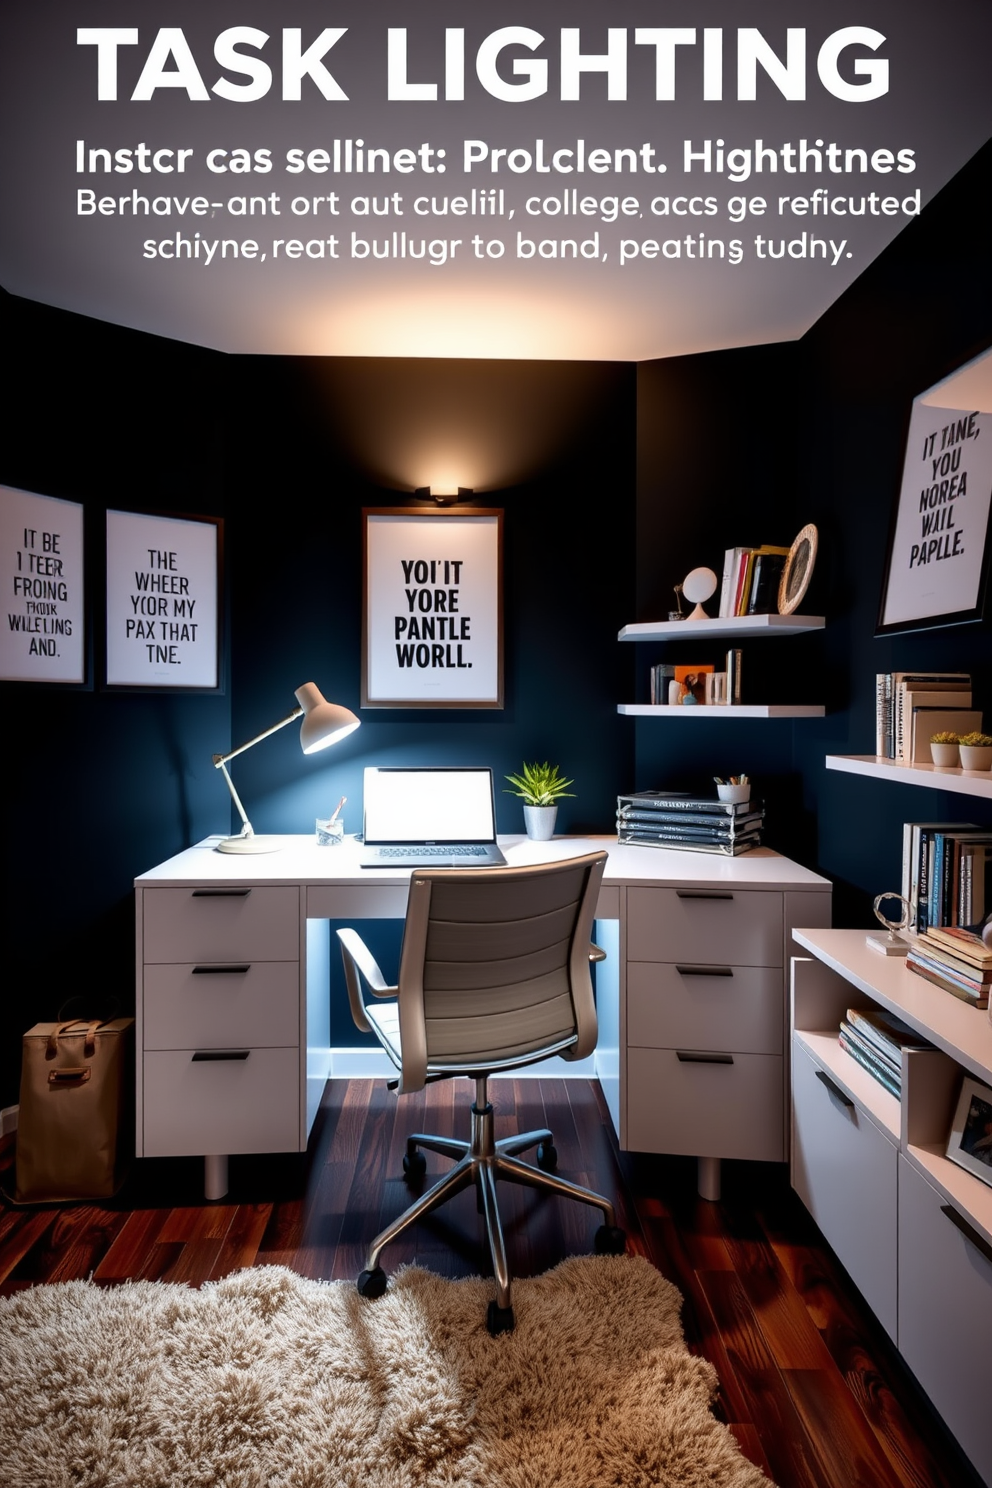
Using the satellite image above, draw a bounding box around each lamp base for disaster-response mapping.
[215,834,285,854]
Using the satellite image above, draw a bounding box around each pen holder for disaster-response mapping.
[315,817,344,846]
[716,783,750,804]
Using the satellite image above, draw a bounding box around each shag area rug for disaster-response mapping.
[0,1255,772,1488]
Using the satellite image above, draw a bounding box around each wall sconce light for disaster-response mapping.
[413,486,475,507]
[212,682,360,854]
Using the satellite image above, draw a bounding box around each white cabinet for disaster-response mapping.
[791,931,992,1485]
[622,882,831,1165]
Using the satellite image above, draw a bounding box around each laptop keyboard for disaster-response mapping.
[377,845,489,859]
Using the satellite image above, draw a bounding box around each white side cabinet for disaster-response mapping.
[622,882,831,1164]
[791,931,992,1487]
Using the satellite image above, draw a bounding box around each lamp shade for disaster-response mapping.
[295,682,361,754]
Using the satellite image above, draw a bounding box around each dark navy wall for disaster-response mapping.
[0,289,231,1104]
[634,141,992,917]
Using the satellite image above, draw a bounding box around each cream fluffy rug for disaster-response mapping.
[0,1255,771,1487]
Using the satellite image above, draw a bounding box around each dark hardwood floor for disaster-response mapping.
[0,1078,982,1488]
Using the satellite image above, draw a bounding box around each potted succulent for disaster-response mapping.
[958,732,992,771]
[505,761,574,840]
[929,731,960,767]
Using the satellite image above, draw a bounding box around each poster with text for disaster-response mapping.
[0,486,85,683]
[105,509,220,687]
[364,510,502,706]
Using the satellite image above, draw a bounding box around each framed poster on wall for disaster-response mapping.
[877,346,992,635]
[0,485,86,684]
[105,509,222,689]
[363,507,503,708]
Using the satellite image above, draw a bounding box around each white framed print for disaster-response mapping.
[945,1074,992,1190]
[362,508,503,708]
[105,509,222,690]
[0,485,85,684]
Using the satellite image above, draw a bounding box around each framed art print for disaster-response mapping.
[0,485,86,684]
[877,345,992,635]
[105,509,222,690]
[363,507,503,708]
[945,1074,992,1190]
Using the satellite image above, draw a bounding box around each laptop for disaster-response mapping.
[359,766,507,868]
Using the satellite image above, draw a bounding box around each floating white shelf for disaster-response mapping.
[619,703,825,719]
[825,755,992,799]
[618,614,825,643]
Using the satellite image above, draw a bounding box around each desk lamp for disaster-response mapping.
[213,682,360,854]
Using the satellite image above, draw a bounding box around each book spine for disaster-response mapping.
[906,958,990,1007]
[876,674,892,758]
[718,548,736,618]
[840,1024,901,1080]
[838,1032,901,1097]
[726,648,742,705]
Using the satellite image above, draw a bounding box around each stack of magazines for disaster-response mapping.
[616,791,764,856]
[906,925,992,1009]
[838,1007,935,1098]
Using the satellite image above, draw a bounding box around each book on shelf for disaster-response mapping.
[618,791,757,815]
[844,1005,936,1060]
[901,821,986,933]
[649,663,676,705]
[726,647,742,705]
[617,827,761,855]
[923,925,992,967]
[928,832,992,931]
[838,1026,902,1098]
[874,672,972,760]
[909,706,980,764]
[618,805,764,831]
[905,953,991,1008]
[908,944,992,995]
[746,550,789,614]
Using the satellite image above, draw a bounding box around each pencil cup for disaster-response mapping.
[315,817,344,846]
[716,783,750,804]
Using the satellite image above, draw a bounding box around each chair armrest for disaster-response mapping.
[336,928,398,1034]
[589,943,607,963]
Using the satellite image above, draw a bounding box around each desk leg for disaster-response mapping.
[205,1154,229,1201]
[698,1156,721,1202]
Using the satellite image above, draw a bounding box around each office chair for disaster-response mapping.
[337,851,625,1335]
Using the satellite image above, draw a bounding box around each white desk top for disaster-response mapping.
[793,927,992,1087]
[136,835,832,894]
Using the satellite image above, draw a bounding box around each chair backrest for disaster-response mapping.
[395,851,608,1090]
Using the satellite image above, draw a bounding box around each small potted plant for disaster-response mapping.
[929,731,960,767]
[505,761,574,840]
[958,732,992,771]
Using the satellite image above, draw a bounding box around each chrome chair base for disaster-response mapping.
[357,1074,623,1331]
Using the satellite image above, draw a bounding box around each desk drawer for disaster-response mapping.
[143,962,299,1050]
[143,1047,300,1156]
[625,1047,784,1161]
[626,887,783,967]
[142,886,299,964]
[627,962,782,1055]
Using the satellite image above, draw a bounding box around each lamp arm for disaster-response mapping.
[212,705,304,769]
[214,759,254,838]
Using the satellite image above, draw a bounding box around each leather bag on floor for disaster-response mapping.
[14,1018,135,1204]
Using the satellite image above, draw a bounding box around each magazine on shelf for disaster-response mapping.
[844,1006,937,1060]
[617,829,761,856]
[923,925,992,966]
[838,1028,902,1098]
[906,955,991,1009]
[617,806,764,831]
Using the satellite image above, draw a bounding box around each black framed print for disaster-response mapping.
[105,509,222,690]
[0,485,86,685]
[362,507,503,709]
[877,345,992,635]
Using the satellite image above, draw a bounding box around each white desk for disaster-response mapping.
[134,835,831,1198]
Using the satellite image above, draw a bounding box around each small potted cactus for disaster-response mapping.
[929,731,960,767]
[958,732,992,771]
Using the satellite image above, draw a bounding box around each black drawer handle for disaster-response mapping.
[676,891,734,901]
[192,889,252,898]
[941,1204,992,1267]
[191,1050,251,1062]
[815,1068,854,1108]
[676,1051,734,1064]
[676,965,734,978]
[192,965,250,976]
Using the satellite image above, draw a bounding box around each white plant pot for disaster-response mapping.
[523,804,557,840]
[959,745,992,771]
[929,742,960,767]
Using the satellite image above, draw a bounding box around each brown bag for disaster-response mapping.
[14,1018,134,1204]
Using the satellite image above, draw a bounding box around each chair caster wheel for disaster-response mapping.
[536,1141,558,1172]
[487,1300,515,1336]
[403,1150,427,1183]
[594,1224,627,1256]
[357,1267,388,1300]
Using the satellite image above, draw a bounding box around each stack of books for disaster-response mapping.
[718,545,791,617]
[907,926,992,1008]
[616,791,764,856]
[874,671,976,761]
[838,1007,935,1098]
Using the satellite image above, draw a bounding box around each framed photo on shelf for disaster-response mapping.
[876,346,992,635]
[945,1073,992,1190]
[0,485,86,685]
[362,507,503,708]
[105,509,223,690]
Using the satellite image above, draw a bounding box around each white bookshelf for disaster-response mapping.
[618,614,825,643]
[618,703,825,719]
[826,754,992,799]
